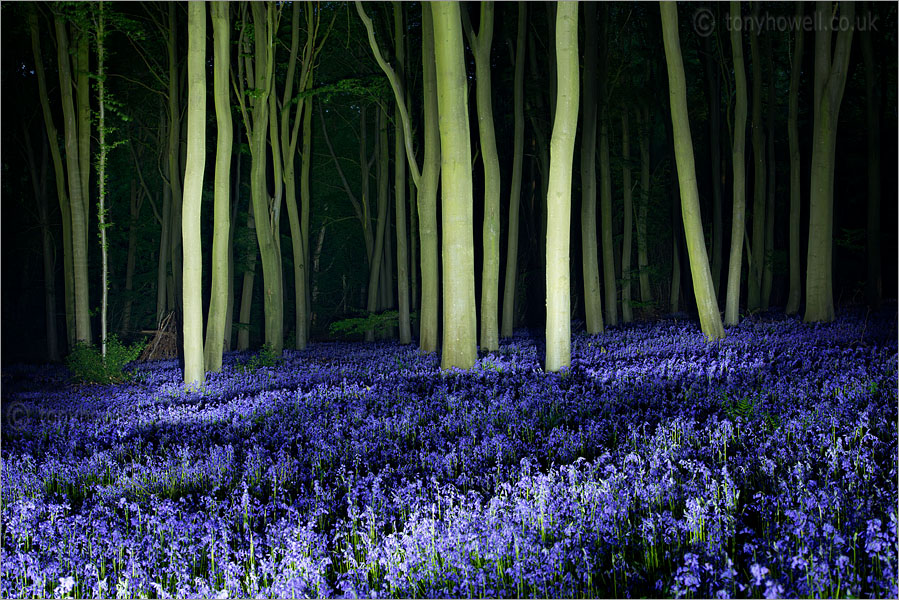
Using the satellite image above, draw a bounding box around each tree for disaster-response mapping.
[724,0,749,326]
[204,1,232,373]
[747,1,766,312]
[545,0,579,372]
[621,109,634,323]
[761,33,776,310]
[432,1,477,370]
[636,106,653,306]
[805,0,854,323]
[463,2,501,352]
[393,2,412,345]
[182,0,206,385]
[501,1,526,339]
[702,28,723,296]
[660,1,724,342]
[580,1,604,335]
[785,2,804,315]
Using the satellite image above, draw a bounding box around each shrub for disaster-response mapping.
[65,335,147,384]
[329,310,417,338]
[237,343,282,373]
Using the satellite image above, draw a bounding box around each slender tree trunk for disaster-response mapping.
[418,2,441,353]
[157,166,172,327]
[121,180,141,336]
[660,1,725,341]
[301,93,313,336]
[75,34,90,255]
[167,3,184,325]
[621,110,634,323]
[432,1,477,370]
[501,1,527,339]
[183,0,206,385]
[861,6,881,310]
[761,34,776,310]
[24,128,61,362]
[393,3,412,344]
[225,130,243,350]
[600,117,617,326]
[580,1,603,334]
[747,2,765,312]
[55,15,91,345]
[365,107,390,341]
[204,1,232,372]
[237,201,257,352]
[724,0,749,326]
[670,183,681,314]
[785,3,804,315]
[805,1,854,323]
[97,1,109,356]
[545,0,578,372]
[463,1,500,352]
[703,32,723,297]
[637,107,653,306]
[30,8,74,349]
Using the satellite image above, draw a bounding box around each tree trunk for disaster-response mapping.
[225,129,243,351]
[237,200,257,352]
[703,32,723,297]
[30,8,74,349]
[157,164,172,327]
[365,107,390,341]
[861,6,881,310]
[545,0,578,372]
[785,3,804,315]
[418,2,441,353]
[747,1,765,312]
[97,1,108,356]
[432,1,477,370]
[761,33,776,310]
[580,1,603,334]
[55,15,91,345]
[121,180,141,336]
[805,1,854,323]
[393,3,412,344]
[501,1,527,339]
[183,0,206,385]
[204,1,232,373]
[660,1,725,341]
[724,0,749,326]
[621,110,634,323]
[637,107,653,306]
[600,117,617,326]
[462,1,500,352]
[167,3,184,327]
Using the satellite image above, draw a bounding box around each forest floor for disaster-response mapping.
[1,307,897,598]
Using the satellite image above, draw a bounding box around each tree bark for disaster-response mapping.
[182,0,206,385]
[724,0,749,326]
[621,110,634,323]
[660,1,725,341]
[747,2,765,312]
[393,2,412,344]
[761,33,776,310]
[703,31,723,297]
[785,2,804,315]
[637,107,653,306]
[365,107,390,341]
[545,0,578,372]
[432,1,477,370]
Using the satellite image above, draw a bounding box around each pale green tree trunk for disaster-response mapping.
[785,3,804,315]
[237,202,257,352]
[97,1,109,356]
[621,110,634,323]
[861,9,881,310]
[418,2,441,353]
[637,107,653,306]
[463,1,500,352]
[747,2,765,312]
[55,15,91,345]
[761,35,776,310]
[501,1,527,339]
[580,1,603,335]
[157,166,172,326]
[182,0,206,385]
[724,0,749,326]
[660,1,725,341]
[204,1,232,372]
[600,119,617,326]
[432,1,477,370]
[30,9,74,348]
[393,3,412,344]
[545,0,578,372]
[805,1,853,323]
[166,3,184,321]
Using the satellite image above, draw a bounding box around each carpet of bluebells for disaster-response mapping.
[2,308,897,599]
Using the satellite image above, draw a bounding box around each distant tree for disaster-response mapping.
[545,0,579,372]
[598,6,617,327]
[660,1,725,341]
[860,3,882,310]
[621,109,634,323]
[785,2,805,315]
[432,1,477,370]
[747,1,766,312]
[805,0,854,323]
[182,0,206,385]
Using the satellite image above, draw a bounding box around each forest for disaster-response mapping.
[1,1,897,598]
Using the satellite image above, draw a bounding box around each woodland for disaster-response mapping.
[0,1,897,598]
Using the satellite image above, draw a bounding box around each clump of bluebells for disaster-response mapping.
[1,307,897,598]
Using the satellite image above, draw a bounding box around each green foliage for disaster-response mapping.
[65,335,146,384]
[237,343,282,373]
[329,310,409,338]
[719,391,780,431]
